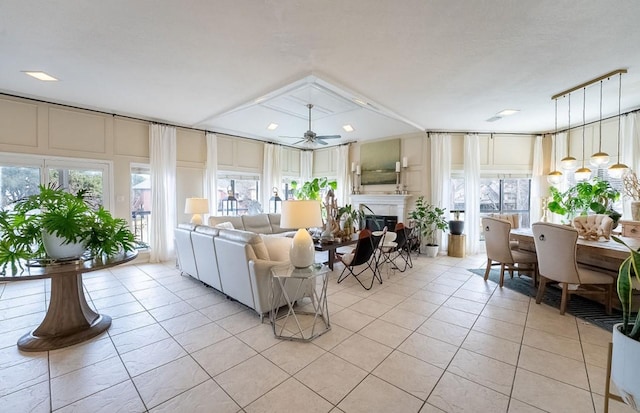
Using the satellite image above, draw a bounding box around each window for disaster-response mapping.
[217,174,260,216]
[450,176,531,227]
[131,164,151,249]
[0,154,111,210]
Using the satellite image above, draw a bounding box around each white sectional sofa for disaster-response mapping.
[208,213,297,236]
[174,215,301,317]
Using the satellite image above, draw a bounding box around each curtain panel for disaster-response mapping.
[262,143,282,213]
[529,135,545,225]
[336,145,351,207]
[430,133,451,251]
[149,124,177,263]
[464,134,480,255]
[204,132,218,219]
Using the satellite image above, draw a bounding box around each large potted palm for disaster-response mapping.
[0,184,136,274]
[408,196,448,257]
[610,236,640,411]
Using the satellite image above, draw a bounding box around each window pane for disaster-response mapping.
[451,178,465,210]
[480,179,501,212]
[217,177,260,215]
[0,166,41,209]
[131,165,151,248]
[49,168,104,206]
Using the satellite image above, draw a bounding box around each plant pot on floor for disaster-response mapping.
[612,323,640,411]
[423,245,439,258]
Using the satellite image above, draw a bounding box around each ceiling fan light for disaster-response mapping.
[547,170,563,185]
[589,152,610,167]
[608,163,629,179]
[560,156,578,170]
[574,167,592,182]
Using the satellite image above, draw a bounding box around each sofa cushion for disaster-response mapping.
[260,234,292,262]
[194,226,219,236]
[268,213,286,233]
[242,214,273,234]
[214,221,235,230]
[209,216,244,230]
[217,228,270,260]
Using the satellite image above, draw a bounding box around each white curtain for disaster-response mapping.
[529,135,545,225]
[620,112,640,218]
[336,145,351,207]
[549,132,567,224]
[204,132,218,219]
[300,150,313,182]
[430,133,451,251]
[262,143,282,213]
[464,134,480,255]
[149,124,176,263]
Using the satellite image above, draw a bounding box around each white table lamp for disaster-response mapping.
[184,197,209,225]
[281,200,323,268]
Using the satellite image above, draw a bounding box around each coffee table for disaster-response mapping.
[315,239,357,270]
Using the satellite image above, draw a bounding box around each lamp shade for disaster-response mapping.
[281,200,323,268]
[280,200,323,229]
[185,198,209,225]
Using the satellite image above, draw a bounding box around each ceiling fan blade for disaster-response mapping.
[279,136,304,139]
[316,135,341,140]
[315,139,329,145]
[292,139,306,145]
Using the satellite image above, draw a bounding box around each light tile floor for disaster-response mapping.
[0,253,635,413]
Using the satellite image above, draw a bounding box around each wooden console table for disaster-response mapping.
[0,251,138,352]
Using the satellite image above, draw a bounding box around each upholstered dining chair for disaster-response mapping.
[336,229,382,290]
[482,217,538,287]
[532,222,614,315]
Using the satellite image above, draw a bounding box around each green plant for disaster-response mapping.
[0,184,136,273]
[290,177,337,201]
[338,204,365,231]
[612,236,640,341]
[547,178,621,223]
[408,196,448,245]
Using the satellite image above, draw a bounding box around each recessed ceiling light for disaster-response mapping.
[267,123,278,131]
[23,71,58,81]
[497,109,519,116]
[342,124,354,132]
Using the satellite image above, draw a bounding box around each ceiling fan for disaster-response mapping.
[281,103,341,146]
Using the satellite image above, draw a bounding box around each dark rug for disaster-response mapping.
[467,268,628,332]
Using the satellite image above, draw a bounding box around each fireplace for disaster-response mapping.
[365,215,398,231]
[350,194,412,224]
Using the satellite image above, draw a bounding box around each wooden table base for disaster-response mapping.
[17,271,112,352]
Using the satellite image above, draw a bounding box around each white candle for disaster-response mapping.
[351,162,356,172]
[402,156,408,168]
[395,161,401,172]
[356,164,361,175]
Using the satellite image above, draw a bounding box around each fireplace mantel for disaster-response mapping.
[350,194,413,223]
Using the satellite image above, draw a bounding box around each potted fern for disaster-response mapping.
[0,184,136,274]
[408,196,448,257]
[610,235,640,411]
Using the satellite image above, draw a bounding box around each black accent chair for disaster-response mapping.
[392,223,413,271]
[336,229,382,290]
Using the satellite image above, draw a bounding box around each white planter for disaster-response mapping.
[42,231,87,260]
[612,323,640,411]
[423,245,439,258]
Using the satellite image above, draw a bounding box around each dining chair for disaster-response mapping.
[482,217,538,287]
[532,222,614,315]
[572,214,614,241]
[336,228,382,290]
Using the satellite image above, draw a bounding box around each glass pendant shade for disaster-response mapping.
[560,156,577,170]
[547,170,563,185]
[608,163,629,179]
[574,167,592,182]
[590,152,610,167]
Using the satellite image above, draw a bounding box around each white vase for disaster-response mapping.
[612,323,640,411]
[631,201,640,222]
[41,231,87,260]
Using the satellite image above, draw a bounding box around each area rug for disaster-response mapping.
[467,268,630,332]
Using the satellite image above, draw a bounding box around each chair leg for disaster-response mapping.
[483,258,492,281]
[499,263,505,288]
[560,283,569,315]
[535,276,547,304]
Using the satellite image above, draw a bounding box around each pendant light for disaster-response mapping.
[608,72,629,178]
[590,80,610,167]
[547,98,563,185]
[574,87,592,182]
[560,93,577,170]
